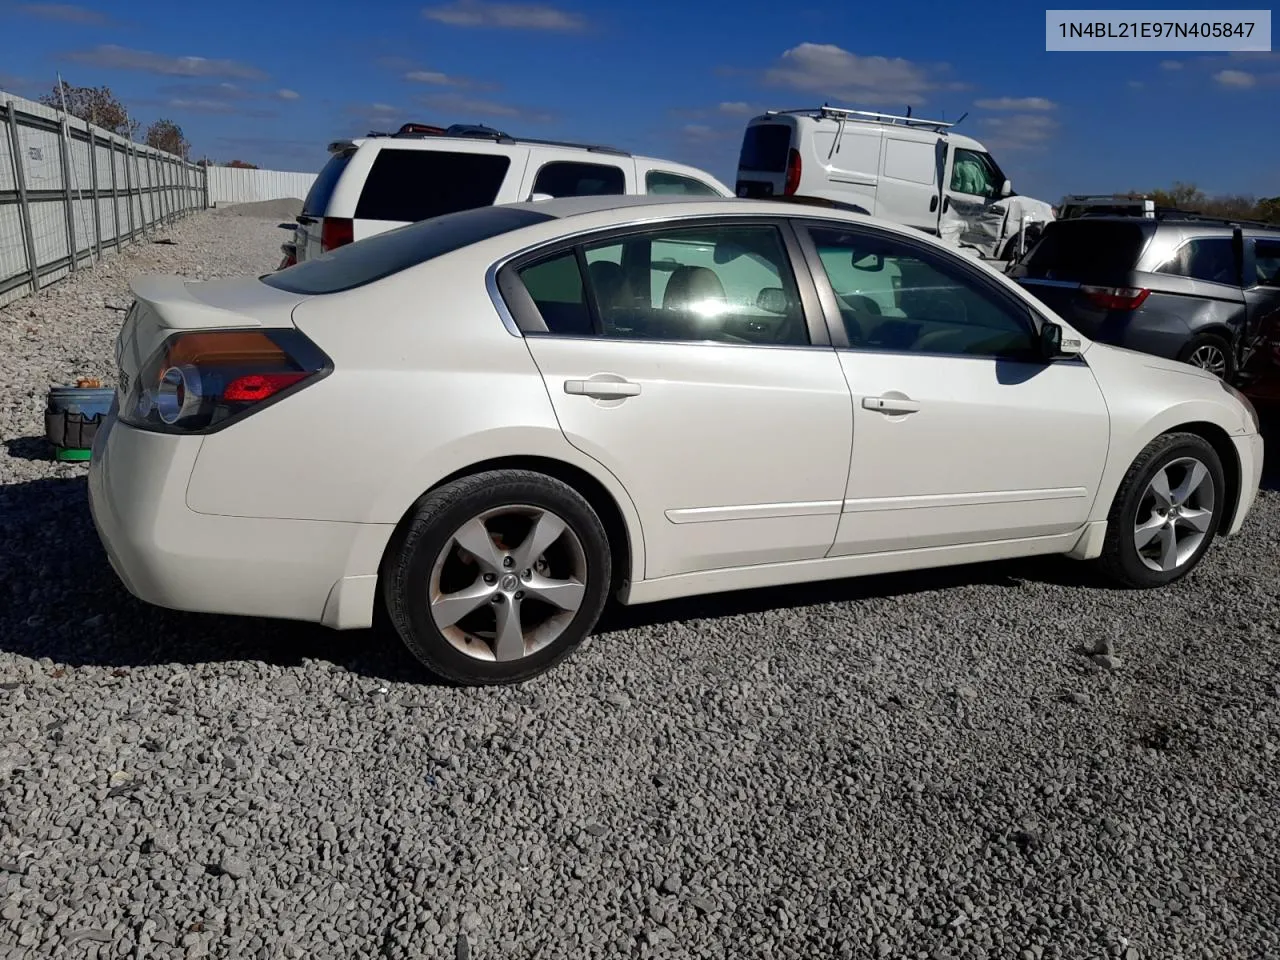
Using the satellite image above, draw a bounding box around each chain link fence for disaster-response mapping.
[0,89,208,309]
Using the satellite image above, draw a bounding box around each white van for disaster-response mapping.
[734,105,1056,262]
[286,123,733,266]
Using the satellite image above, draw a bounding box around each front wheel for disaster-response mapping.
[384,470,612,685]
[1095,433,1225,588]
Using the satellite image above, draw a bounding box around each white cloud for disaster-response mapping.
[276,88,300,100]
[1160,59,1183,70]
[974,96,1056,111]
[1214,69,1257,88]
[422,0,585,31]
[680,123,722,143]
[717,101,756,116]
[66,44,268,80]
[763,43,954,104]
[1127,80,1144,89]
[416,91,553,123]
[978,113,1059,151]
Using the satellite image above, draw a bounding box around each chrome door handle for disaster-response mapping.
[564,379,641,399]
[863,395,920,414]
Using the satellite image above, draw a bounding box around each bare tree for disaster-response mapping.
[39,82,130,134]
[145,119,190,159]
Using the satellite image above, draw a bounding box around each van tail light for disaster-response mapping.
[320,217,354,252]
[1081,285,1150,310]
[119,329,331,434]
[784,148,802,196]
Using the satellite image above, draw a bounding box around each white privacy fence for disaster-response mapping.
[0,89,207,308]
[206,165,317,206]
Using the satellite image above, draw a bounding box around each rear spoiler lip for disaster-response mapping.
[326,139,359,154]
[127,274,307,331]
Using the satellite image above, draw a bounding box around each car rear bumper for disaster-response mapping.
[1228,431,1265,537]
[87,415,392,628]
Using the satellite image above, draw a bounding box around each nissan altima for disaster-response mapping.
[88,195,1265,684]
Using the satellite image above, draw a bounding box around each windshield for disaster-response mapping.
[302,150,354,217]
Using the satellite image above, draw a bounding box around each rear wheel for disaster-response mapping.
[384,470,612,685]
[1179,333,1235,380]
[1096,433,1225,588]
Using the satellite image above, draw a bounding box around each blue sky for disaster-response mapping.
[2,0,1278,203]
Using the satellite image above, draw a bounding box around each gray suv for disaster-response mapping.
[1008,215,1280,380]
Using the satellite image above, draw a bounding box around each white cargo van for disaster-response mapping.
[734,104,1056,262]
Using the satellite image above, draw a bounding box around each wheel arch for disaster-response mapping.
[376,454,642,605]
[1170,420,1242,533]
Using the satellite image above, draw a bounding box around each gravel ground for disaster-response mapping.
[2,210,1279,960]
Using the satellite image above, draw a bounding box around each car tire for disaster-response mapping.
[1095,432,1225,589]
[1178,333,1235,381]
[383,470,612,685]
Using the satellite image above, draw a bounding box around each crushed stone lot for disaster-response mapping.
[2,208,1279,960]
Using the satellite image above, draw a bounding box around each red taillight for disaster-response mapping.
[784,148,802,196]
[119,329,329,434]
[321,217,353,252]
[224,372,309,402]
[1081,285,1150,310]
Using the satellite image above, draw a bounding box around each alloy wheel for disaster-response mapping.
[1132,457,1216,573]
[1186,343,1228,378]
[428,505,588,662]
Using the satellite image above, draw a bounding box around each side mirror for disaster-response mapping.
[756,287,789,314]
[1000,178,1013,198]
[852,251,884,272]
[1037,321,1080,360]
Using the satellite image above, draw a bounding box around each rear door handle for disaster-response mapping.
[565,379,641,399]
[863,395,920,414]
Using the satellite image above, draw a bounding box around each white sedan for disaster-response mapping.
[88,195,1265,685]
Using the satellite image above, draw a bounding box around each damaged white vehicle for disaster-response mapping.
[734,104,1055,262]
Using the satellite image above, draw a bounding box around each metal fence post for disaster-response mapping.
[56,111,78,272]
[122,137,136,241]
[88,129,102,261]
[5,100,40,294]
[202,161,210,209]
[130,141,148,237]
[109,138,122,248]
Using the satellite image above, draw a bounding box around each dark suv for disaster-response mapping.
[1008,215,1280,381]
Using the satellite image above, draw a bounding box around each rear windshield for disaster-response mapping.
[261,205,554,295]
[355,148,511,222]
[1022,220,1152,275]
[302,150,354,217]
[738,124,791,173]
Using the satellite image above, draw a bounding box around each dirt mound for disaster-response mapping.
[213,198,304,220]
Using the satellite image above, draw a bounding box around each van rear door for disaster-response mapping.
[735,121,792,198]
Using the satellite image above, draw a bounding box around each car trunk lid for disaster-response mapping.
[115,275,310,396]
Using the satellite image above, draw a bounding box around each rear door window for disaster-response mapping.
[302,150,354,217]
[1254,239,1280,287]
[738,124,791,172]
[354,149,511,222]
[645,170,722,196]
[1155,237,1239,286]
[532,161,626,198]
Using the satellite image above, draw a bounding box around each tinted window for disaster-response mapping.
[808,226,1035,358]
[738,124,791,173]
[532,161,625,198]
[1022,220,1151,276]
[1255,239,1280,287]
[302,150,354,217]
[1155,237,1238,285]
[645,170,721,196]
[521,225,808,345]
[518,253,593,336]
[262,205,553,295]
[354,149,511,222]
